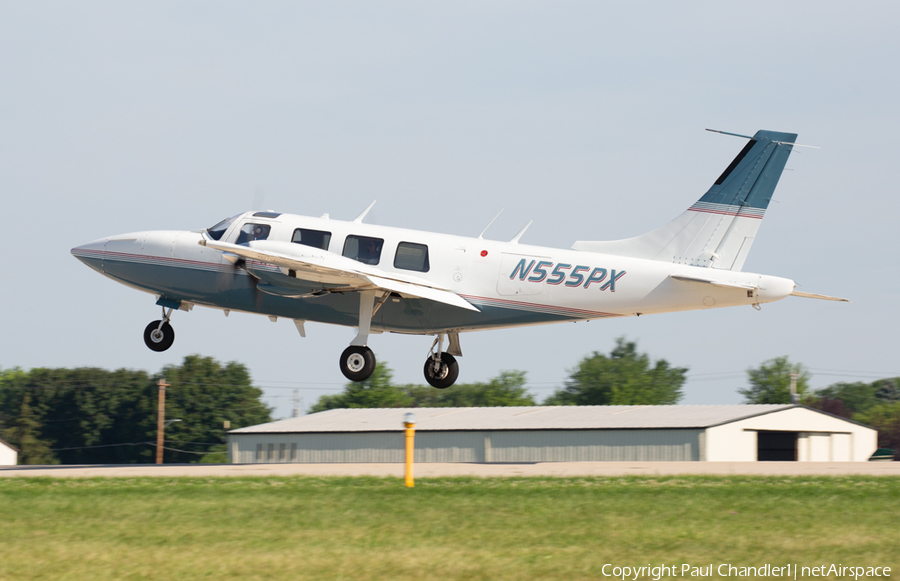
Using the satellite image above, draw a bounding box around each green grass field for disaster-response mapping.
[1,476,898,580]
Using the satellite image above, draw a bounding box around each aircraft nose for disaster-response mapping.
[71,237,108,271]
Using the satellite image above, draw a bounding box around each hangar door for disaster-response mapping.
[757,431,797,461]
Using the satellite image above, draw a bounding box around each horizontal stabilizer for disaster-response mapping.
[670,275,756,290]
[790,290,850,302]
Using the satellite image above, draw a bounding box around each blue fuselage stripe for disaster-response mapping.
[87,252,608,332]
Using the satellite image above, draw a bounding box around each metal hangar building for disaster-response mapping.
[227,405,877,464]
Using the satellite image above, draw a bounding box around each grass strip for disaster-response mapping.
[1,475,897,580]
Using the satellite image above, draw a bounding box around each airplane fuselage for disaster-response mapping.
[72,129,838,387]
[72,210,795,335]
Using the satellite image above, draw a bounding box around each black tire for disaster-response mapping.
[424,353,459,389]
[143,321,175,352]
[339,346,376,382]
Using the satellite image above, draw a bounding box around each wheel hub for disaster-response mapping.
[347,353,366,373]
[429,361,449,380]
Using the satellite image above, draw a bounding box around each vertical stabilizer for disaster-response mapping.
[573,130,797,270]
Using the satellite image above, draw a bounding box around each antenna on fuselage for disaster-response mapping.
[509,221,533,244]
[477,209,504,240]
[705,128,754,139]
[353,201,377,223]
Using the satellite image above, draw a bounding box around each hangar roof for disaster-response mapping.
[229,404,806,434]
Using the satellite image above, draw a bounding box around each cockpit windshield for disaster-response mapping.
[206,214,241,241]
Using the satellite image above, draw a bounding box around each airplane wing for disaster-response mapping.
[199,239,479,312]
[365,275,478,311]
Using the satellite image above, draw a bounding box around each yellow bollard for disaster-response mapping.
[403,412,416,487]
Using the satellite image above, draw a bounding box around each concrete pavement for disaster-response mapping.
[2,461,899,478]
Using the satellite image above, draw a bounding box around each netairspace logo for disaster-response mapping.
[600,563,892,580]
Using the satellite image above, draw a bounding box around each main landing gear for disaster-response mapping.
[339,345,376,382]
[338,290,462,388]
[338,290,383,382]
[338,336,462,389]
[144,307,175,352]
[423,335,459,389]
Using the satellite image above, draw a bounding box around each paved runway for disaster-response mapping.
[2,461,898,478]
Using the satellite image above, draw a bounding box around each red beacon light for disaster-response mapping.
[480,250,488,257]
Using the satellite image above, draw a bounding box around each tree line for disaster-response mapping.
[0,355,271,465]
[3,339,898,464]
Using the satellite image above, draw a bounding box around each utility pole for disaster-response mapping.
[292,389,302,418]
[789,372,799,404]
[156,378,170,464]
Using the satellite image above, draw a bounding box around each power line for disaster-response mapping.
[50,442,152,451]
[158,445,221,455]
[808,370,900,379]
[14,400,272,424]
[50,439,225,452]
[0,380,346,392]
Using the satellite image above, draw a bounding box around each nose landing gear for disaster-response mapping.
[144,307,175,352]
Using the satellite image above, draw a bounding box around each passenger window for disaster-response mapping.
[343,235,383,265]
[394,242,430,272]
[292,228,332,250]
[235,223,271,245]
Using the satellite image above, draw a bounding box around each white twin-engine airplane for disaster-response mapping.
[72,129,846,388]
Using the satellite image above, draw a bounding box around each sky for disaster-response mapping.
[2,2,899,419]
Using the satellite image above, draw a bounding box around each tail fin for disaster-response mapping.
[572,129,797,271]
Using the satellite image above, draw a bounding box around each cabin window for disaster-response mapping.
[206,214,240,241]
[292,228,332,250]
[394,242,430,272]
[343,235,383,265]
[235,223,271,245]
